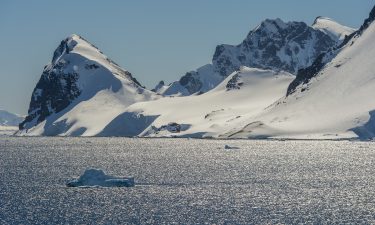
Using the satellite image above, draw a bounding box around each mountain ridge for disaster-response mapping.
[159,17,353,96]
[17,6,373,139]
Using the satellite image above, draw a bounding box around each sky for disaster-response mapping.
[0,0,374,115]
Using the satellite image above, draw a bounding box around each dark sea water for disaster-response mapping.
[1,137,375,224]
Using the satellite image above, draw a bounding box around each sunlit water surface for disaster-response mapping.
[1,137,375,224]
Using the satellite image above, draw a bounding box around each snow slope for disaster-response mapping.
[18,34,159,136]
[312,17,356,42]
[101,67,294,137]
[223,7,375,140]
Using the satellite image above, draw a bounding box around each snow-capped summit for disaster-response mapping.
[225,4,375,140]
[19,34,158,136]
[213,18,337,76]
[312,16,356,42]
[162,17,341,96]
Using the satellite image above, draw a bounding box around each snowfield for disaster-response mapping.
[102,68,294,138]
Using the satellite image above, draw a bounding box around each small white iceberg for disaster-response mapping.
[66,168,135,187]
[224,145,240,150]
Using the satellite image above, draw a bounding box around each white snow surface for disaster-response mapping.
[226,21,375,140]
[313,17,356,42]
[18,34,159,136]
[102,67,294,138]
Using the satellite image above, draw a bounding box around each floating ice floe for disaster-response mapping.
[66,168,135,187]
[224,145,240,150]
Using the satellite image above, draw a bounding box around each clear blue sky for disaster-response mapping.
[0,0,374,114]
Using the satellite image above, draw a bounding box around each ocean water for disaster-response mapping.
[1,137,375,224]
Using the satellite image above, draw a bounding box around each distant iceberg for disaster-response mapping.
[67,168,135,187]
[224,145,240,150]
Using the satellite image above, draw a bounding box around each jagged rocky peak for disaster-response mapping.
[255,18,289,33]
[52,34,80,63]
[19,34,145,130]
[212,18,336,77]
[151,80,165,93]
[163,17,342,97]
[360,4,375,32]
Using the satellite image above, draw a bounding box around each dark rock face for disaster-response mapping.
[212,19,336,77]
[286,54,325,96]
[20,37,82,130]
[151,122,183,134]
[151,80,165,92]
[226,74,243,90]
[287,5,375,96]
[179,71,203,94]
[125,70,144,88]
[360,5,375,33]
[20,59,81,129]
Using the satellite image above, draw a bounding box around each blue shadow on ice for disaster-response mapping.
[351,110,375,140]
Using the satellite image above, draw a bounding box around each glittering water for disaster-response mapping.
[1,137,375,224]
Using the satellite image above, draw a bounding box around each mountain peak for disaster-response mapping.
[67,33,81,40]
[52,34,102,64]
[19,34,154,132]
[214,18,336,76]
[313,16,333,24]
[163,16,340,96]
[255,18,288,33]
[312,16,355,42]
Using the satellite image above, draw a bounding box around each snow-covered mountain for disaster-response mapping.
[17,8,369,139]
[222,5,375,140]
[18,34,159,136]
[158,18,354,96]
[100,67,294,137]
[101,7,373,139]
[0,110,24,126]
